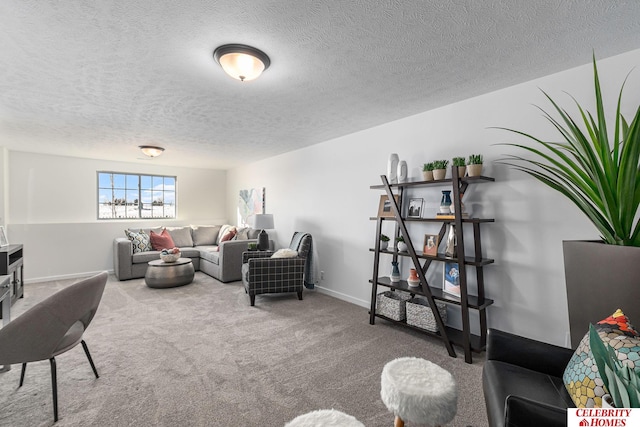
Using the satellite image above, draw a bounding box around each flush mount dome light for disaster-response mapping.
[213,44,271,82]
[139,145,165,158]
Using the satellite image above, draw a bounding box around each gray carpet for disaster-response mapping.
[0,273,488,426]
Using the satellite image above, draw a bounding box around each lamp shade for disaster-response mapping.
[253,214,274,230]
[213,44,271,82]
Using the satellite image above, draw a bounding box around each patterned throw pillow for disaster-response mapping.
[124,229,151,254]
[562,309,640,408]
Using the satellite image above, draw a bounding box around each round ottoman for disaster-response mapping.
[381,357,457,427]
[285,409,364,427]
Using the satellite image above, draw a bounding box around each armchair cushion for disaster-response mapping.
[271,249,298,258]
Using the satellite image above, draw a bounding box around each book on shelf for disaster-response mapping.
[436,212,469,219]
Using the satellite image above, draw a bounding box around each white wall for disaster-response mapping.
[7,152,227,281]
[226,48,640,346]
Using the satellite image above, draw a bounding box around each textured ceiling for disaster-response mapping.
[1,1,640,169]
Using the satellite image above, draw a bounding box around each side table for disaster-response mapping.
[0,275,11,372]
[145,258,194,288]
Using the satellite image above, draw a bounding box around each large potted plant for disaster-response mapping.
[500,56,640,348]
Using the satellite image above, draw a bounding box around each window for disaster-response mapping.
[98,172,176,219]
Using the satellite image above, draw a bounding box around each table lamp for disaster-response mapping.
[253,214,274,250]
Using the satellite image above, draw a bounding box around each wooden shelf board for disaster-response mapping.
[370,277,494,309]
[370,217,495,223]
[373,313,485,352]
[370,175,494,190]
[369,248,495,266]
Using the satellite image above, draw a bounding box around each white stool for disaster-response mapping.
[381,357,457,427]
[285,409,365,427]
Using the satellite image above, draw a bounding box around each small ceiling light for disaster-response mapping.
[213,44,271,82]
[139,145,165,158]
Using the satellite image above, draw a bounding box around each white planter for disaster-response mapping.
[397,242,408,252]
[379,240,389,251]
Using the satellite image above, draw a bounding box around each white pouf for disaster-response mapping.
[284,409,365,427]
[381,357,458,426]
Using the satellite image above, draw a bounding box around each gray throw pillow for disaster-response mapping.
[191,225,221,246]
[235,227,250,240]
[166,226,194,248]
[247,228,261,239]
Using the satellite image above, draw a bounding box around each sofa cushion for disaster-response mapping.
[247,228,260,239]
[150,229,176,251]
[132,251,162,264]
[179,247,200,258]
[124,229,151,253]
[198,246,220,264]
[563,309,640,408]
[166,226,194,248]
[191,225,221,246]
[220,228,236,243]
[217,225,236,244]
[234,227,250,240]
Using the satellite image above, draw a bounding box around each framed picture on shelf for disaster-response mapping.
[407,198,423,218]
[377,195,400,218]
[423,234,439,256]
[443,261,461,297]
[0,226,8,247]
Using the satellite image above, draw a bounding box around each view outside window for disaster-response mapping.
[98,172,176,219]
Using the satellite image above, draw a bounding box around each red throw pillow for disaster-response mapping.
[220,229,236,243]
[150,229,176,251]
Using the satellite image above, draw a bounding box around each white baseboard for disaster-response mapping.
[25,269,113,284]
[314,285,369,309]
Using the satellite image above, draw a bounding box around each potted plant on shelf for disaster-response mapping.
[432,160,449,180]
[422,162,435,181]
[380,234,390,251]
[467,154,483,177]
[499,56,640,347]
[396,236,408,252]
[589,324,640,408]
[452,157,466,178]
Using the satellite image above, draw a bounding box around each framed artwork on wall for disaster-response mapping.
[443,261,460,297]
[408,198,423,218]
[377,195,400,218]
[0,226,8,247]
[237,188,265,226]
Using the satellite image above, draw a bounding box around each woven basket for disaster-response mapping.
[376,291,412,321]
[406,297,447,332]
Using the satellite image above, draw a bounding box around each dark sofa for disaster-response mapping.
[482,328,575,427]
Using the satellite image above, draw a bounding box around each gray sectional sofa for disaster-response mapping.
[113,225,261,282]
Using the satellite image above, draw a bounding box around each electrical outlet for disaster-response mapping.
[320,271,325,280]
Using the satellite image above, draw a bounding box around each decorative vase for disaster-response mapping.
[379,240,388,251]
[445,225,457,257]
[390,261,401,282]
[422,170,434,181]
[433,168,446,180]
[387,153,399,184]
[457,166,467,178]
[397,241,408,252]
[467,164,483,177]
[397,160,408,183]
[407,268,420,287]
[440,190,452,213]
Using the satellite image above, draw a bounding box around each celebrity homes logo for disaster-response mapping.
[568,408,639,426]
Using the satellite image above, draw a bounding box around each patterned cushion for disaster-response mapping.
[124,229,151,253]
[562,309,640,408]
[149,229,176,251]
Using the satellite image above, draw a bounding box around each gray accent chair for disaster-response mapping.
[0,271,108,422]
[242,232,312,306]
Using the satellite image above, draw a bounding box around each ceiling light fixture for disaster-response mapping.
[213,44,271,82]
[139,145,165,158]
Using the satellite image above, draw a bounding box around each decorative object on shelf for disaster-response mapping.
[247,242,258,251]
[443,261,461,296]
[160,247,181,263]
[440,190,452,213]
[423,234,439,256]
[452,156,467,178]
[444,224,456,257]
[422,162,434,181]
[407,268,420,287]
[432,160,449,180]
[380,234,390,251]
[378,195,400,218]
[387,153,400,184]
[450,192,466,216]
[213,44,271,82]
[253,213,274,250]
[396,237,408,252]
[406,297,448,332]
[408,198,423,218]
[390,261,401,282]
[397,160,408,184]
[376,290,411,321]
[498,56,640,347]
[467,154,483,177]
[0,226,7,247]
